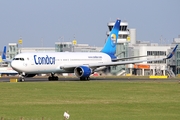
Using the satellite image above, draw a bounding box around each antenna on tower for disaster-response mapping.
[160,35,163,45]
[164,38,166,45]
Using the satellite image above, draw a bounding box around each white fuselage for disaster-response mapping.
[10,52,111,74]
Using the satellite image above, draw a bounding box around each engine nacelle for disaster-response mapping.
[24,74,36,77]
[74,66,92,78]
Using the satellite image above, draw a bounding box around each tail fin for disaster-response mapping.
[2,46,6,60]
[101,19,120,59]
[166,44,178,59]
[1,46,12,63]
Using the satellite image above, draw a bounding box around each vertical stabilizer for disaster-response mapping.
[101,19,120,59]
[2,46,6,60]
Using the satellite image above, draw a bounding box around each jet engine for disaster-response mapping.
[74,66,92,78]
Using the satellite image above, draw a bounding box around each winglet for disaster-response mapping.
[2,46,6,60]
[166,45,178,59]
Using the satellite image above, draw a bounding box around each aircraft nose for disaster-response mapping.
[10,61,18,71]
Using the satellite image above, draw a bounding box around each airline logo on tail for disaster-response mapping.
[111,34,116,47]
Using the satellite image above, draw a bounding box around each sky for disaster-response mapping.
[0,0,180,49]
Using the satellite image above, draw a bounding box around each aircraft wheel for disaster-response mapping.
[55,76,59,80]
[19,78,25,82]
[48,76,51,81]
[48,76,58,81]
[80,77,89,81]
[84,77,89,81]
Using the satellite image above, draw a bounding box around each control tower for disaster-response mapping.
[106,20,130,75]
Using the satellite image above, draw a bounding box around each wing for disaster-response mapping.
[112,55,147,62]
[2,59,12,63]
[60,45,178,70]
[61,58,165,70]
[0,71,18,74]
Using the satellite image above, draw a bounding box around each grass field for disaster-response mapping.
[0,80,180,120]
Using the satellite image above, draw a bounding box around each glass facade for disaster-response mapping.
[8,43,19,59]
[55,42,72,52]
[111,43,128,75]
[176,47,180,74]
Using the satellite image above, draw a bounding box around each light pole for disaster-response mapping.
[18,36,23,53]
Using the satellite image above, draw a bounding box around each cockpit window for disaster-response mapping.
[13,58,24,61]
[20,58,24,61]
[13,58,19,60]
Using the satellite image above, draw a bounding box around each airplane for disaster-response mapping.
[2,19,178,81]
[0,67,18,75]
[0,47,18,75]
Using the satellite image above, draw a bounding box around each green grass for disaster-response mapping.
[0,81,180,120]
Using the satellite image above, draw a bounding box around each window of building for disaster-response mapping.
[123,35,128,39]
[147,51,166,56]
[108,26,113,31]
[112,66,116,70]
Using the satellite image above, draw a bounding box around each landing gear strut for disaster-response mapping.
[48,73,58,81]
[19,72,25,82]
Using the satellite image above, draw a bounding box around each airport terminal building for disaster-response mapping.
[1,20,180,77]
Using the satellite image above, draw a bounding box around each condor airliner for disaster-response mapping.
[2,19,178,81]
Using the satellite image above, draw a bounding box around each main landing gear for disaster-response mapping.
[80,77,89,81]
[48,73,58,81]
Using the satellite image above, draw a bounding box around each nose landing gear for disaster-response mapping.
[19,72,25,82]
